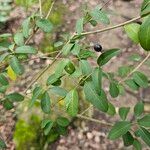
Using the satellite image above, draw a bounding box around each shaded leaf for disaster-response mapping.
[57,117,70,127]
[122,131,134,147]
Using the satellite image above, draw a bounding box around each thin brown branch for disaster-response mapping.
[77,114,113,127]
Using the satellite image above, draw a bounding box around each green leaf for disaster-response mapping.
[107,102,116,116]
[71,43,81,55]
[55,59,69,78]
[125,79,140,91]
[62,43,74,56]
[36,18,53,33]
[138,127,150,146]
[9,56,24,75]
[15,46,37,54]
[118,66,132,77]
[50,87,67,97]
[133,139,142,150]
[119,107,130,120]
[108,121,131,140]
[29,86,43,108]
[47,74,60,86]
[124,23,140,44]
[78,50,95,59]
[97,49,120,66]
[75,18,84,34]
[138,114,150,127]
[138,16,150,51]
[41,119,51,128]
[84,82,108,112]
[122,131,134,147]
[0,138,6,149]
[6,92,24,102]
[41,91,51,114]
[90,7,110,24]
[22,17,30,38]
[0,46,8,52]
[92,67,102,94]
[133,71,148,88]
[56,117,70,127]
[79,59,92,76]
[43,120,54,135]
[141,0,150,16]
[0,86,8,93]
[134,101,144,117]
[54,41,63,48]
[0,53,9,63]
[14,32,24,46]
[0,33,11,38]
[141,0,150,11]
[64,61,75,74]
[65,89,78,116]
[0,73,9,86]
[56,125,67,136]
[128,54,142,62]
[109,82,119,98]
[3,99,14,110]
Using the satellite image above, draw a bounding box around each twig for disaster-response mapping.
[81,16,141,36]
[100,0,112,10]
[39,0,43,18]
[119,52,150,84]
[46,1,55,19]
[24,34,75,93]
[77,114,112,127]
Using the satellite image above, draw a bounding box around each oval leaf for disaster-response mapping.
[134,101,144,117]
[119,107,130,120]
[124,23,140,44]
[41,91,51,114]
[36,18,53,33]
[138,114,150,127]
[109,82,119,98]
[65,89,78,116]
[108,121,131,140]
[139,16,150,51]
[84,82,108,112]
[9,56,24,75]
[97,49,120,66]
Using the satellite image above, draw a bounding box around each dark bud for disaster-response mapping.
[94,44,102,52]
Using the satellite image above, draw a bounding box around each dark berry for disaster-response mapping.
[94,44,102,52]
